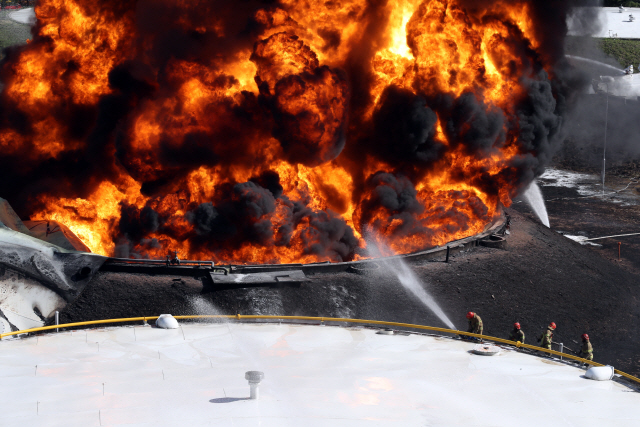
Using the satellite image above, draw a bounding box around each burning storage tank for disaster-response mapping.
[4,6,640,421]
[0,0,580,264]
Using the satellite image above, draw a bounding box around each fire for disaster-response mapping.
[0,0,570,263]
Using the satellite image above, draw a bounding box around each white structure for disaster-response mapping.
[0,322,638,426]
[155,314,179,329]
[8,7,35,25]
[245,370,264,400]
[568,7,640,39]
[586,365,615,381]
[593,72,640,98]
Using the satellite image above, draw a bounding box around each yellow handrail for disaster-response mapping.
[1,314,638,385]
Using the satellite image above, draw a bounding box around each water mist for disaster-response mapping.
[367,238,456,330]
[522,180,550,227]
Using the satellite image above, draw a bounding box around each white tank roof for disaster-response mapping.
[569,7,640,39]
[7,7,35,25]
[0,322,638,426]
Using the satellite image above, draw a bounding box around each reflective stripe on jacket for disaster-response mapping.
[539,328,553,348]
[580,341,593,359]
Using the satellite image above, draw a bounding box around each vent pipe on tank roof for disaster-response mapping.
[245,371,264,400]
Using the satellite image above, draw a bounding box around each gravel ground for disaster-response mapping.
[514,172,640,276]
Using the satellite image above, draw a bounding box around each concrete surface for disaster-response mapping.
[0,322,638,427]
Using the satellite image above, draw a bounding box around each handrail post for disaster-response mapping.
[55,311,59,333]
[559,342,563,360]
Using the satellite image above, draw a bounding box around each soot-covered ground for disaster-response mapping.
[58,205,640,378]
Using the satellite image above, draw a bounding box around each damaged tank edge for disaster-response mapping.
[0,224,107,329]
[100,213,507,277]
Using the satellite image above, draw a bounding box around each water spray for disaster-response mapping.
[365,233,456,330]
[522,180,550,227]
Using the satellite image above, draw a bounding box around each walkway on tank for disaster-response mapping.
[1,317,638,427]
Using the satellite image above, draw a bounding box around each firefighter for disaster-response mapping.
[171,250,181,265]
[538,322,556,351]
[579,334,594,361]
[466,312,483,336]
[509,322,525,344]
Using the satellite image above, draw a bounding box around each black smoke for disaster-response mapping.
[0,0,602,260]
[182,178,359,262]
[357,172,426,239]
[357,172,490,243]
[443,92,506,156]
[370,86,445,167]
[119,203,160,242]
[250,170,284,199]
[188,181,275,248]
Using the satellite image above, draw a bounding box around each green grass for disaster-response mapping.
[598,38,640,71]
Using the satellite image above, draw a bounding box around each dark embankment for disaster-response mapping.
[58,209,640,377]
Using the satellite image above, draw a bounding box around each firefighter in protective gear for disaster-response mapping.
[538,322,556,350]
[579,334,594,361]
[466,312,483,335]
[509,322,525,343]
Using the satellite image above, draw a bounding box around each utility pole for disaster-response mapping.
[602,86,609,197]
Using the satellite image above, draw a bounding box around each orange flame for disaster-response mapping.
[0,0,558,263]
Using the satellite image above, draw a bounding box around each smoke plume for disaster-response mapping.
[0,0,595,262]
